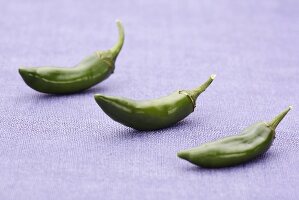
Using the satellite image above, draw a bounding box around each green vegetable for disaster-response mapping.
[94,74,216,131]
[19,20,124,94]
[177,106,292,168]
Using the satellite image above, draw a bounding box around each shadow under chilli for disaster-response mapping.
[27,85,109,100]
[180,151,277,172]
[114,119,195,140]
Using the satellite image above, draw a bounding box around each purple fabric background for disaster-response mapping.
[0,0,298,199]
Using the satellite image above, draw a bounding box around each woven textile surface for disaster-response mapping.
[0,0,298,199]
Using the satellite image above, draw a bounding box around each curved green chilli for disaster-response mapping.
[19,20,125,94]
[94,74,216,131]
[177,106,292,168]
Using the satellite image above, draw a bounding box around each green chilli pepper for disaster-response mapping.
[19,20,124,94]
[177,106,292,168]
[94,74,216,131]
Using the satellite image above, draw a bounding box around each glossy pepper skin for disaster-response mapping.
[177,106,292,168]
[94,74,216,131]
[18,20,124,94]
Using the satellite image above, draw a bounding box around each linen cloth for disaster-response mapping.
[0,0,298,199]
